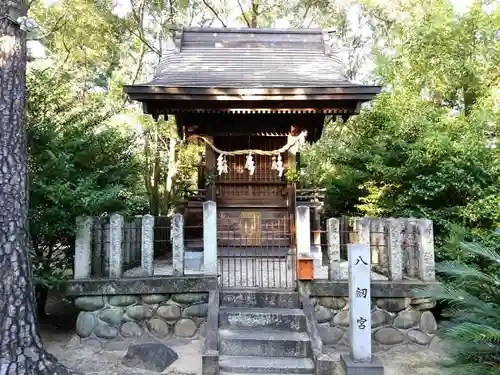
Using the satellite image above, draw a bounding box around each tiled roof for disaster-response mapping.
[148,27,350,88]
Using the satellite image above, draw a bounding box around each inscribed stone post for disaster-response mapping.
[348,243,372,363]
[109,213,124,278]
[203,201,217,276]
[141,214,154,276]
[172,213,184,276]
[401,218,419,278]
[417,219,435,281]
[74,216,93,279]
[327,218,342,280]
[386,218,403,281]
[296,206,311,257]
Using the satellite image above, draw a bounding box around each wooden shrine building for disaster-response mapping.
[125,27,380,272]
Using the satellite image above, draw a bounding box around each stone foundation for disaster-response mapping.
[74,292,208,348]
[312,296,438,350]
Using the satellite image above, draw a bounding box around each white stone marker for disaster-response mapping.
[341,243,384,375]
[74,216,93,279]
[109,213,124,278]
[172,213,184,276]
[141,214,155,276]
[203,201,217,276]
[348,243,372,363]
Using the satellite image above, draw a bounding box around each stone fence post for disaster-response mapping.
[327,217,342,280]
[296,206,311,257]
[203,201,217,276]
[109,213,124,278]
[386,218,403,281]
[418,219,435,281]
[74,216,93,279]
[141,214,154,276]
[172,213,184,276]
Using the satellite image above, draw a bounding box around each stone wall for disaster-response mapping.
[311,296,438,350]
[74,292,208,348]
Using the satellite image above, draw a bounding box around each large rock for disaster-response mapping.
[412,301,436,310]
[171,293,208,305]
[109,295,138,307]
[120,321,143,338]
[407,329,431,345]
[174,318,197,338]
[156,304,181,320]
[371,310,391,328]
[317,297,347,310]
[374,327,404,345]
[142,294,169,304]
[420,311,437,334]
[393,310,421,329]
[317,324,344,346]
[315,305,333,323]
[126,305,153,320]
[333,311,350,327]
[76,311,95,338]
[122,343,178,372]
[182,303,208,317]
[376,298,410,312]
[147,318,170,339]
[94,322,118,339]
[99,308,124,326]
[75,296,104,311]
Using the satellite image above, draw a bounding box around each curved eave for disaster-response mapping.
[124,85,381,102]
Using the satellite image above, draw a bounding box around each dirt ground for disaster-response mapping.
[41,294,441,375]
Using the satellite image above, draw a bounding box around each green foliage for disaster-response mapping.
[27,68,148,292]
[302,1,500,261]
[415,238,500,374]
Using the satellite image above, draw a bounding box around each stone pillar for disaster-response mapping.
[203,200,218,276]
[401,218,419,278]
[370,219,386,267]
[311,205,322,276]
[348,243,372,362]
[296,206,310,257]
[172,213,184,276]
[341,244,383,375]
[327,217,342,280]
[418,219,435,281]
[354,217,370,246]
[141,214,155,276]
[109,213,124,278]
[387,218,403,281]
[74,216,93,279]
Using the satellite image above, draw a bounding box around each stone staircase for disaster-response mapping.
[218,290,315,375]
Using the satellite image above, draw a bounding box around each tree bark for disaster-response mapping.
[0,1,78,374]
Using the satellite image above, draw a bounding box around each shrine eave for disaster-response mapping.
[123,85,381,116]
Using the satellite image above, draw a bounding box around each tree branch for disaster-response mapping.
[202,0,227,27]
[236,0,252,27]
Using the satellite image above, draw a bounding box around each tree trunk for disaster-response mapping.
[0,2,78,374]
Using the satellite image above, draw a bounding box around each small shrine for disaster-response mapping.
[124,27,380,252]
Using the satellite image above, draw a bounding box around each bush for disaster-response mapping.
[417,237,500,374]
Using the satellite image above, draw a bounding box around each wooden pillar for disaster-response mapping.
[287,132,297,279]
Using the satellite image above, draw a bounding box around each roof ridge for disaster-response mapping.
[181,27,324,34]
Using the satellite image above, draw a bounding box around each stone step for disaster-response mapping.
[219,355,314,374]
[219,328,312,358]
[219,307,306,332]
[220,290,300,309]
